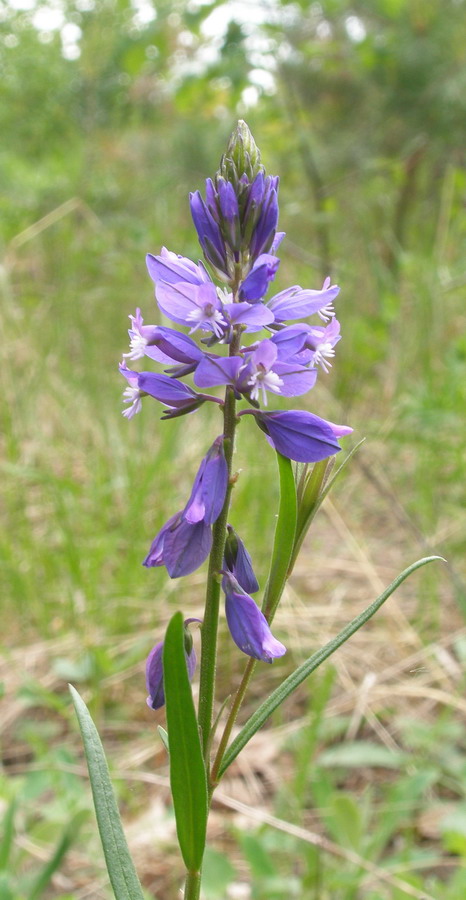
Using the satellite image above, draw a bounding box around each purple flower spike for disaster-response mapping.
[223,573,286,662]
[240,409,352,462]
[224,525,259,594]
[146,619,198,710]
[184,436,228,526]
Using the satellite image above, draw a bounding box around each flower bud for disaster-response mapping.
[218,120,263,187]
[146,620,198,710]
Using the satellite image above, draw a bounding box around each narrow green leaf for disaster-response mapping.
[292,439,366,570]
[219,556,444,777]
[262,452,297,622]
[69,685,146,900]
[163,612,208,873]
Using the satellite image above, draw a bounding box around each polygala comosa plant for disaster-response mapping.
[70,122,442,900]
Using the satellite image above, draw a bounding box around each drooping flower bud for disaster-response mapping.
[224,525,259,594]
[222,573,286,663]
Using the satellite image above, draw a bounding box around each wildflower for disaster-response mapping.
[224,525,259,594]
[156,280,273,339]
[240,409,352,462]
[222,573,286,662]
[267,279,340,323]
[119,363,212,419]
[304,318,341,372]
[184,436,228,526]
[143,512,212,578]
[146,246,210,287]
[194,339,317,405]
[143,437,228,577]
[239,253,280,302]
[123,310,204,373]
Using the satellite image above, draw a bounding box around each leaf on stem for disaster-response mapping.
[163,611,208,873]
[292,439,366,570]
[219,556,444,778]
[69,685,146,900]
[261,452,297,623]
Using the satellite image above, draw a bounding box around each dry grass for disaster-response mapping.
[2,443,464,900]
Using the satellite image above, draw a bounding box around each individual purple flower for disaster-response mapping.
[194,339,317,405]
[123,310,204,371]
[146,618,199,710]
[239,409,352,462]
[143,512,212,577]
[143,437,228,577]
[247,174,280,262]
[123,308,163,362]
[146,247,210,287]
[239,253,280,302]
[119,363,213,419]
[304,318,341,372]
[224,525,259,594]
[268,278,340,323]
[217,178,240,252]
[156,281,228,338]
[268,320,342,372]
[222,299,275,332]
[184,436,228,526]
[190,188,229,278]
[120,364,143,418]
[267,325,311,361]
[239,339,317,404]
[223,572,286,662]
[156,280,274,339]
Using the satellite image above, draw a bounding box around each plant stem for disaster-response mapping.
[197,330,241,764]
[210,656,256,788]
[184,870,202,900]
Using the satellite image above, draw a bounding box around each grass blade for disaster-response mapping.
[219,556,444,778]
[27,813,85,900]
[69,685,146,900]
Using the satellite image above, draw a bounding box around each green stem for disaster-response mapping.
[184,870,202,900]
[197,331,241,764]
[210,656,256,788]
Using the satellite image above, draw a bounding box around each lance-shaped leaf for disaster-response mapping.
[69,686,146,900]
[218,557,443,778]
[163,612,208,874]
[292,439,365,571]
[261,452,297,623]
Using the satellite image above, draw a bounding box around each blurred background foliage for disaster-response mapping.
[1,0,466,898]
